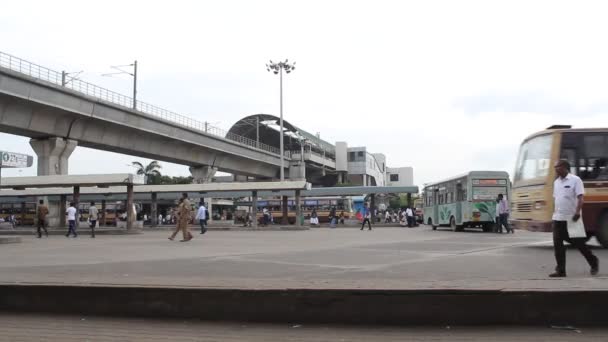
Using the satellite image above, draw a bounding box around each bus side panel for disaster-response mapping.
[583,187,608,234]
[438,203,457,225]
[461,201,472,225]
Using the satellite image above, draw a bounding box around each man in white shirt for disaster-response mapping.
[195,201,208,234]
[89,201,99,238]
[549,160,599,277]
[65,202,78,238]
[405,207,414,227]
[497,194,512,234]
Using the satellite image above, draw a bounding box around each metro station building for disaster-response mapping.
[227,114,414,187]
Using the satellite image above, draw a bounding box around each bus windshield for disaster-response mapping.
[514,134,553,183]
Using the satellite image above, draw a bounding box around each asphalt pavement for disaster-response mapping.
[0,225,606,290]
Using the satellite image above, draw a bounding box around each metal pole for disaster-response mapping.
[127,184,134,230]
[60,195,67,227]
[133,60,138,110]
[256,116,260,148]
[151,192,158,227]
[73,186,80,227]
[61,71,67,86]
[251,191,258,229]
[20,202,26,226]
[295,190,301,227]
[101,199,107,227]
[279,66,284,180]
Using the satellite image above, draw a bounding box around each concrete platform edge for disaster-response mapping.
[1,284,607,325]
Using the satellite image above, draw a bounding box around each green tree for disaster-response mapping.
[131,161,162,184]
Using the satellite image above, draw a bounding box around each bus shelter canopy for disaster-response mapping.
[0,174,140,189]
[0,180,312,197]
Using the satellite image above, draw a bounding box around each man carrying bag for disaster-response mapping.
[549,160,599,277]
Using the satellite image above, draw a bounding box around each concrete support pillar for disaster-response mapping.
[59,195,67,227]
[282,196,289,225]
[288,161,306,181]
[206,198,213,223]
[127,184,134,230]
[251,191,258,229]
[29,137,77,176]
[295,190,301,227]
[101,199,107,227]
[190,166,217,184]
[151,192,158,227]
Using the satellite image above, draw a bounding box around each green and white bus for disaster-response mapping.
[422,171,511,232]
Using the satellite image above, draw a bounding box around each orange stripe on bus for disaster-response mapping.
[584,195,608,202]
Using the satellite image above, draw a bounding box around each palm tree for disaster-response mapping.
[131,161,162,184]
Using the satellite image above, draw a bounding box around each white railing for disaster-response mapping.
[0,51,281,156]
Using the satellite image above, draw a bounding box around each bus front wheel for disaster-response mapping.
[595,212,608,248]
[450,217,461,232]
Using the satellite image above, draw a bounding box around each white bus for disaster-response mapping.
[423,171,511,232]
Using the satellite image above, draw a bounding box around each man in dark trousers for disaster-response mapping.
[36,199,49,238]
[360,204,372,231]
[89,201,99,238]
[549,160,599,277]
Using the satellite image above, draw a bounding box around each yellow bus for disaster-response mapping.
[510,125,608,247]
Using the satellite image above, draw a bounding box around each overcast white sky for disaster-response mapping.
[2,0,608,186]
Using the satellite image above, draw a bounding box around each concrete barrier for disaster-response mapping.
[1,284,607,325]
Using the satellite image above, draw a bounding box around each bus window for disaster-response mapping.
[456,183,465,201]
[514,134,553,182]
[580,134,608,180]
[561,132,608,180]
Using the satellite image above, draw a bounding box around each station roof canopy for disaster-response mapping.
[303,186,419,197]
[0,174,139,189]
[0,178,311,197]
[228,114,336,157]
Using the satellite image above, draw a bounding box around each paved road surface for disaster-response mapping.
[1,313,607,341]
[0,227,606,290]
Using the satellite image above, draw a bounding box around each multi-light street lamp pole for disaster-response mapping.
[266,59,295,181]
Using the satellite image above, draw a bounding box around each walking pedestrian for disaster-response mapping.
[405,206,414,227]
[36,199,49,238]
[195,200,208,234]
[360,204,372,230]
[243,211,253,227]
[549,160,599,277]
[168,193,194,242]
[65,202,77,238]
[497,194,512,234]
[310,208,319,226]
[88,201,98,238]
[329,207,337,228]
[262,207,270,226]
[339,211,345,224]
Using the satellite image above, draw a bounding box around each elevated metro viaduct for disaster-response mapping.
[0,51,339,185]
